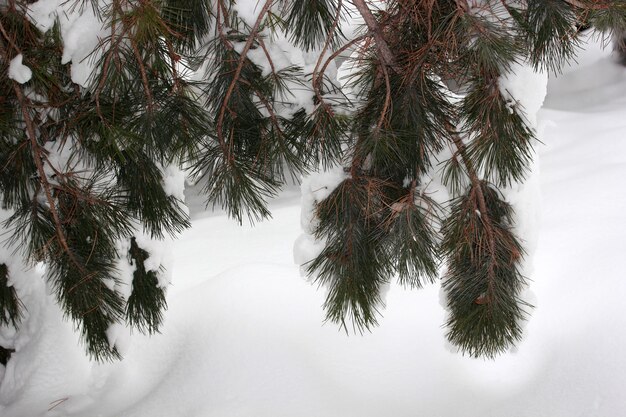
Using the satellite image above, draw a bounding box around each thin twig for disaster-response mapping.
[48,398,69,412]
[376,61,392,130]
[95,1,130,123]
[561,0,608,9]
[0,19,21,54]
[257,38,277,76]
[312,0,344,110]
[165,38,182,94]
[318,35,366,81]
[129,37,154,112]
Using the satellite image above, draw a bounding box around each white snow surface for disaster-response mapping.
[3,32,626,417]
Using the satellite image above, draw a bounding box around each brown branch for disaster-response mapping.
[13,84,86,274]
[450,135,487,217]
[163,38,182,94]
[257,38,277,76]
[351,0,400,72]
[0,19,21,55]
[376,61,392,130]
[0,19,83,270]
[94,1,129,123]
[216,0,230,46]
[318,35,367,82]
[216,0,275,160]
[449,133,498,304]
[237,76,286,140]
[215,0,244,53]
[312,0,344,110]
[561,0,608,9]
[256,38,290,135]
[129,37,154,112]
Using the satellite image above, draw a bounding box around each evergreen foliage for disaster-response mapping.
[0,345,13,366]
[126,237,167,333]
[0,264,21,326]
[309,176,391,331]
[441,182,528,358]
[0,0,194,360]
[1,0,625,361]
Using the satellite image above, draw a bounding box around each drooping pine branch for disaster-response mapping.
[126,237,167,334]
[462,74,536,186]
[308,176,392,331]
[514,0,581,72]
[441,180,529,358]
[383,189,440,288]
[0,345,14,366]
[0,264,21,327]
[216,0,275,153]
[305,0,539,356]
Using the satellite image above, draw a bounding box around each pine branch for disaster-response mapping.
[449,132,499,303]
[376,59,392,130]
[2,0,624,362]
[351,0,399,71]
[284,0,345,51]
[0,345,14,366]
[308,176,391,331]
[443,131,529,357]
[383,188,440,288]
[216,0,275,156]
[13,82,85,275]
[0,264,22,327]
[126,237,167,333]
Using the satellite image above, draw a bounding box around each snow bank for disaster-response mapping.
[498,62,548,287]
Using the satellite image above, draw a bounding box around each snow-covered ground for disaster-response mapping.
[2,39,626,417]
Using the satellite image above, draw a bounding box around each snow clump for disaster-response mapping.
[8,55,32,84]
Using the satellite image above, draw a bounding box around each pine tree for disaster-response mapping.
[1,0,625,362]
